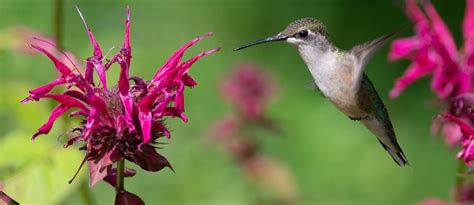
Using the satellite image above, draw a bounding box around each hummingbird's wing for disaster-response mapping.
[349,30,401,92]
[357,74,409,166]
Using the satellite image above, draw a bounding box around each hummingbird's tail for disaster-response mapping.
[361,116,409,166]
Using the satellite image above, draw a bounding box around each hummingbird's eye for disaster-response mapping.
[297,30,308,38]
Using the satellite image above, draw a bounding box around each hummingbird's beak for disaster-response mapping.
[234,34,288,51]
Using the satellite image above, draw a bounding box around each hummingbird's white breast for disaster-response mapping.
[298,45,362,117]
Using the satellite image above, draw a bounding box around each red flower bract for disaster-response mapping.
[22,6,219,188]
[388,0,472,99]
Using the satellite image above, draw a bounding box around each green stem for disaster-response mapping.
[53,0,63,50]
[79,180,95,205]
[455,160,467,202]
[116,160,125,192]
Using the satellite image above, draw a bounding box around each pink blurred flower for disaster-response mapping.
[418,198,450,205]
[208,62,297,203]
[208,116,257,161]
[220,63,276,120]
[390,0,474,165]
[242,156,299,203]
[23,6,219,203]
[433,94,474,165]
[389,0,473,99]
[419,182,474,204]
[4,26,82,71]
[0,183,18,205]
[208,116,242,140]
[432,119,463,148]
[458,182,474,202]
[443,114,474,166]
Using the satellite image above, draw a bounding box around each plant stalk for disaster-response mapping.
[455,160,467,202]
[116,160,125,192]
[53,0,63,50]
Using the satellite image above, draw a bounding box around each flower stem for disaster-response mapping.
[116,160,125,192]
[455,160,467,202]
[53,0,63,50]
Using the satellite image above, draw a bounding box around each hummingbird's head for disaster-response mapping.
[234,17,330,51]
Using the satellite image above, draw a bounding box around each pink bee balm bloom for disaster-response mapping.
[4,26,82,71]
[388,0,473,99]
[418,198,450,205]
[22,6,219,203]
[220,63,276,120]
[443,114,474,166]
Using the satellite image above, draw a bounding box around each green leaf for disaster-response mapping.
[0,131,85,205]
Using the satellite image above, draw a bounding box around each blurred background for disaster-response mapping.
[0,0,466,204]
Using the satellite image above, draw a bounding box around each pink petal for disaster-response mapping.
[152,32,213,81]
[117,59,132,129]
[140,90,171,120]
[32,105,69,139]
[122,6,131,66]
[153,121,170,138]
[182,74,197,87]
[179,47,221,74]
[464,0,474,42]
[31,45,72,76]
[69,110,88,117]
[441,121,463,148]
[430,51,470,98]
[142,33,217,116]
[462,139,474,165]
[444,114,474,137]
[76,6,103,60]
[390,61,433,98]
[88,153,113,187]
[59,51,83,73]
[406,0,431,24]
[424,2,458,58]
[138,110,152,145]
[120,94,134,131]
[83,96,107,139]
[22,77,66,103]
[464,0,474,67]
[174,83,185,114]
[77,6,108,89]
[111,6,133,130]
[87,61,108,89]
[388,37,421,60]
[84,61,95,85]
[64,90,90,104]
[163,107,188,122]
[43,93,89,111]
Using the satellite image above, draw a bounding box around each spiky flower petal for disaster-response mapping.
[23,6,219,203]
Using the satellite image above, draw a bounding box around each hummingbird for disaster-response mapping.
[234,18,408,166]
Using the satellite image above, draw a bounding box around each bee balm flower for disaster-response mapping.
[22,6,219,204]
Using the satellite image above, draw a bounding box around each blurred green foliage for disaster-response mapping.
[0,0,466,204]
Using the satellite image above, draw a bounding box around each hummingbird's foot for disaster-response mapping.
[349,116,369,121]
